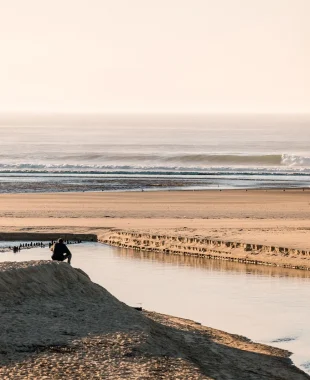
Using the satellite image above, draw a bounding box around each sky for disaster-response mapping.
[0,0,309,114]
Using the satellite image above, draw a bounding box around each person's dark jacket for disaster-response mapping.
[51,242,71,261]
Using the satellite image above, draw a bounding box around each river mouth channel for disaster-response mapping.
[1,241,310,374]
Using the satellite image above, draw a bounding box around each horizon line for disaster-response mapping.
[0,111,309,118]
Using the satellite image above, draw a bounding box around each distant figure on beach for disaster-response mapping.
[51,238,72,264]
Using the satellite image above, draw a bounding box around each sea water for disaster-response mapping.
[1,242,310,374]
[0,114,310,192]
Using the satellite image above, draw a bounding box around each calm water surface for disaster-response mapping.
[1,242,310,374]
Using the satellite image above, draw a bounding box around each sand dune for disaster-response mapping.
[0,261,308,379]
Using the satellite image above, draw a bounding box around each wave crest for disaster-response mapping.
[0,153,309,173]
[281,154,310,167]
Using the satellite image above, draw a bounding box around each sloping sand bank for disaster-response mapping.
[0,261,308,379]
[99,229,310,270]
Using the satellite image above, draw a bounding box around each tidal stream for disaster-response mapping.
[1,242,310,374]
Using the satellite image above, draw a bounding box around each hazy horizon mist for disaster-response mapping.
[0,0,309,114]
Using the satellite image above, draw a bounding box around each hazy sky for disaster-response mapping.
[0,0,309,114]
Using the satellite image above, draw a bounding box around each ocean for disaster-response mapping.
[1,114,309,193]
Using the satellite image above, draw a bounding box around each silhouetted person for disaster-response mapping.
[51,238,72,264]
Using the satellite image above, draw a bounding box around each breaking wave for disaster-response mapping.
[0,153,310,173]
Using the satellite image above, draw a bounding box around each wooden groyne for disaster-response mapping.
[0,232,97,242]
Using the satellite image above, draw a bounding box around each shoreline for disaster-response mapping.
[0,175,309,194]
[0,186,309,194]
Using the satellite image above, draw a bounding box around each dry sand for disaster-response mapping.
[0,189,310,246]
[0,189,310,268]
[0,261,308,379]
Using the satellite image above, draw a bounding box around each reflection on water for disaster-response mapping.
[115,248,310,279]
[0,242,310,374]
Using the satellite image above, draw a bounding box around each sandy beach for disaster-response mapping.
[1,189,310,378]
[0,189,310,264]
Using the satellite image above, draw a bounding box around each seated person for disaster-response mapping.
[51,238,72,264]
